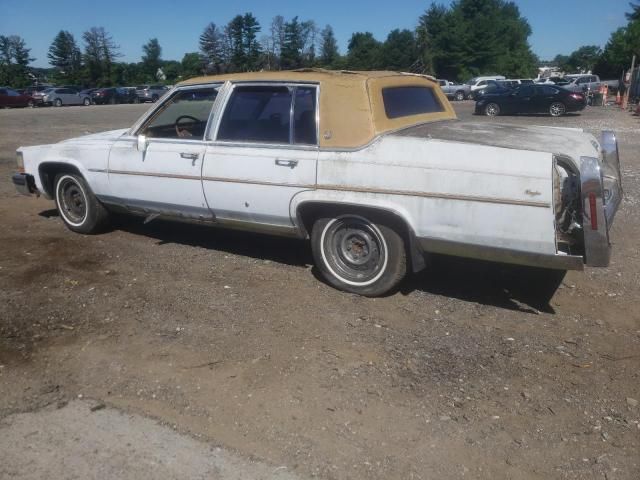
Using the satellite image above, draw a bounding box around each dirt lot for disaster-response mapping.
[1,102,639,480]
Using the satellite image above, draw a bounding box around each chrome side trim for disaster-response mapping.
[580,156,611,267]
[108,170,202,181]
[317,184,550,208]
[98,169,551,208]
[418,237,584,271]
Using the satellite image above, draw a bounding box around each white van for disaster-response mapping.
[466,75,506,93]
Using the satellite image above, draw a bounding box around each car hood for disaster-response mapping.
[60,128,129,144]
[393,120,600,164]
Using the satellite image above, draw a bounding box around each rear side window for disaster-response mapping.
[218,85,318,145]
[541,86,559,95]
[218,86,291,144]
[382,86,444,119]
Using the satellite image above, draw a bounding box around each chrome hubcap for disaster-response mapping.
[322,217,387,285]
[59,179,87,223]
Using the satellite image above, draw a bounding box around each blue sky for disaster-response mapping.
[1,0,632,68]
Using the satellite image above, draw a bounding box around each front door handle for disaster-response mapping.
[180,152,199,160]
[275,159,298,168]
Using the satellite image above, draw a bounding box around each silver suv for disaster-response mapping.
[565,74,601,93]
[135,85,169,103]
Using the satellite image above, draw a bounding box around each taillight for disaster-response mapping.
[588,193,598,230]
[570,93,584,101]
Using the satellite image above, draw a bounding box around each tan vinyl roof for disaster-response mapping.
[179,69,457,149]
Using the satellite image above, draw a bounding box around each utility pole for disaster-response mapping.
[622,54,636,110]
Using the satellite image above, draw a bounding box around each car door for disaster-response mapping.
[202,83,318,231]
[512,85,535,113]
[535,85,559,113]
[106,85,220,220]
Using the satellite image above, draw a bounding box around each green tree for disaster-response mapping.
[381,29,417,71]
[227,15,246,71]
[319,25,339,67]
[82,27,120,86]
[199,22,224,73]
[300,20,317,66]
[0,35,34,87]
[142,38,162,80]
[181,52,203,79]
[347,32,382,70]
[47,30,82,84]
[416,0,537,81]
[562,45,602,73]
[594,3,640,77]
[281,16,304,69]
[243,13,262,70]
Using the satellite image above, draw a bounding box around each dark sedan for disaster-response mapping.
[475,85,587,117]
[92,87,139,105]
[0,87,34,108]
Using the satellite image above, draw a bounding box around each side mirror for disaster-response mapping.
[137,134,148,153]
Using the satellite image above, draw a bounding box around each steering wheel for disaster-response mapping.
[175,115,200,138]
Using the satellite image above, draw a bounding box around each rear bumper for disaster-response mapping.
[12,173,38,196]
[580,131,623,267]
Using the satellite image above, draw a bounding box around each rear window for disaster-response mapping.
[382,86,444,119]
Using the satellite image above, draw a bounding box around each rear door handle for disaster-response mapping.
[180,152,199,160]
[275,159,298,168]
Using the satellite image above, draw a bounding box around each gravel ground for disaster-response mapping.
[0,101,639,480]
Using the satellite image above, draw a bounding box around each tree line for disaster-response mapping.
[1,0,638,89]
[551,3,639,79]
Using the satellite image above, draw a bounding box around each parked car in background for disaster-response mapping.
[135,85,169,103]
[565,74,601,93]
[471,79,511,99]
[41,88,91,107]
[92,87,139,105]
[475,84,587,117]
[466,76,506,98]
[0,87,34,108]
[23,85,54,97]
[437,79,471,100]
[79,88,98,99]
[536,77,571,86]
[12,70,622,297]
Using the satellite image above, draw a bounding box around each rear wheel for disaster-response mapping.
[27,99,34,108]
[54,173,109,234]
[311,214,407,297]
[484,102,500,116]
[549,102,566,117]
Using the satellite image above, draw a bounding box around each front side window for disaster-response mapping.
[139,87,218,140]
[382,86,444,119]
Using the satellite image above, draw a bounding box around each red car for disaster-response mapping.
[0,87,34,108]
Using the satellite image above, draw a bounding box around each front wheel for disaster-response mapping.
[83,98,91,106]
[549,102,566,117]
[54,98,62,107]
[54,173,110,234]
[454,91,465,101]
[311,214,407,296]
[484,102,500,116]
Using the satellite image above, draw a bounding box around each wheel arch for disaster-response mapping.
[294,200,426,273]
[38,161,87,198]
